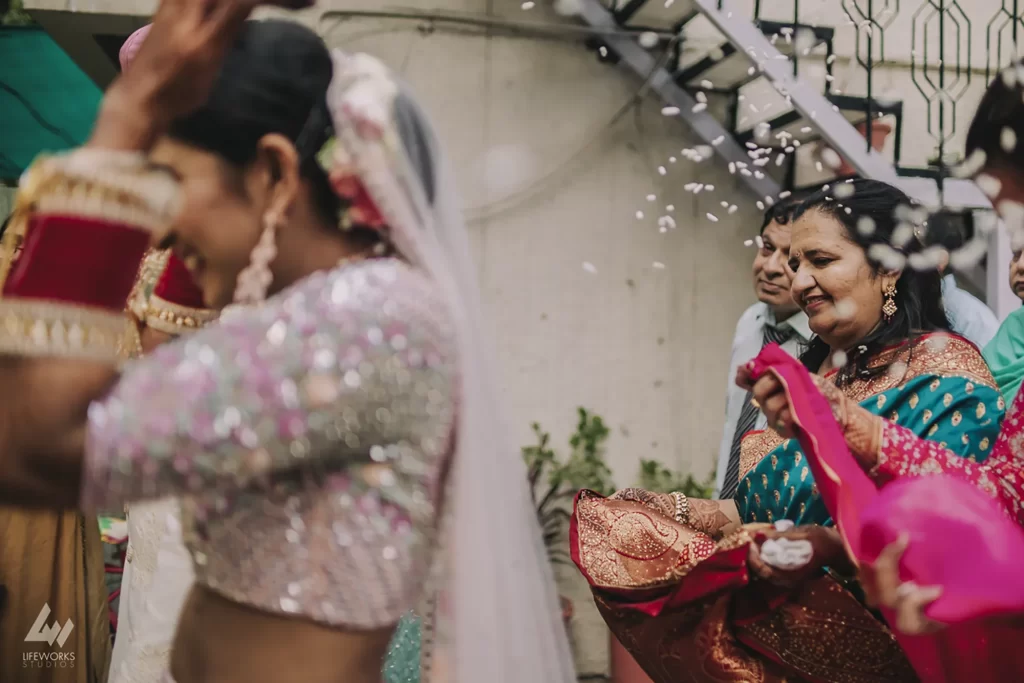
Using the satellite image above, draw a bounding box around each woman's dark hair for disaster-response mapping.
[759,195,800,234]
[164,20,368,241]
[793,178,951,386]
[966,61,1024,172]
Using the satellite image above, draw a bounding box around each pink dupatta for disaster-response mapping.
[749,344,1024,682]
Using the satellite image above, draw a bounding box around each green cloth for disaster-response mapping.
[0,26,101,180]
[738,359,1005,526]
[382,611,423,683]
[983,306,1024,407]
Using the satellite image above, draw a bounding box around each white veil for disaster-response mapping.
[324,51,577,683]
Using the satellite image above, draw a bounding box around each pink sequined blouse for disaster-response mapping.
[82,258,458,628]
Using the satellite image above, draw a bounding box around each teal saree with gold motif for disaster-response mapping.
[738,334,1004,528]
[570,333,1004,683]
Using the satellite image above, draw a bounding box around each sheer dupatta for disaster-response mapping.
[748,344,1024,682]
[325,52,576,683]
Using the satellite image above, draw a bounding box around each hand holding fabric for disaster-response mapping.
[740,359,885,473]
[737,360,795,438]
[747,522,851,588]
[859,534,944,635]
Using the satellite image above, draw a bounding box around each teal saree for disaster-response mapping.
[737,334,1005,527]
[983,305,1024,408]
[383,612,423,683]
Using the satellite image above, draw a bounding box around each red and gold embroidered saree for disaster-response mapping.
[570,335,1003,683]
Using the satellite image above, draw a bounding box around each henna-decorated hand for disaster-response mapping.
[738,360,850,437]
[740,363,883,473]
[747,524,850,588]
[687,498,738,539]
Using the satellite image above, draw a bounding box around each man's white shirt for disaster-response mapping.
[713,303,813,498]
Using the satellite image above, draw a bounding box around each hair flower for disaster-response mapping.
[327,167,386,230]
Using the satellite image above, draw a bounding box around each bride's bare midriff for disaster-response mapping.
[170,584,396,683]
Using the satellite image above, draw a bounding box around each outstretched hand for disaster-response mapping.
[91,0,313,151]
[861,535,944,635]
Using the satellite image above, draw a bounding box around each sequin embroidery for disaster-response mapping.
[83,259,459,629]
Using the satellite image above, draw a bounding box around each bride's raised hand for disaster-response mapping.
[91,0,313,151]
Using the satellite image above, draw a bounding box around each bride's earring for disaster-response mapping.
[233,212,279,305]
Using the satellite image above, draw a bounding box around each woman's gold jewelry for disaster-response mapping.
[671,491,691,525]
[144,296,219,334]
[750,398,761,409]
[882,282,898,322]
[775,419,788,432]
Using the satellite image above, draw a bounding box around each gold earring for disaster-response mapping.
[882,282,898,322]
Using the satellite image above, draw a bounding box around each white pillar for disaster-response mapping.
[982,210,1018,322]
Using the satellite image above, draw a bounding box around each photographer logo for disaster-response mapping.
[22,604,76,668]
[25,603,73,647]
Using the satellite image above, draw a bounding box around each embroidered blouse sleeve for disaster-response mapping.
[836,387,1024,524]
[81,260,458,510]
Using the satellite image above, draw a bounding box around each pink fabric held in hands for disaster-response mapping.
[749,343,1024,682]
[861,476,1024,620]
[119,25,151,71]
[747,343,876,559]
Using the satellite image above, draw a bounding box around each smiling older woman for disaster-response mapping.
[569,178,1003,683]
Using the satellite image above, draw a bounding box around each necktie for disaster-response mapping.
[720,322,797,500]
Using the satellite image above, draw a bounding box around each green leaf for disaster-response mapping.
[2,0,33,25]
[636,458,715,497]
[524,407,616,563]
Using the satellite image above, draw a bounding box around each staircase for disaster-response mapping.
[576,0,990,209]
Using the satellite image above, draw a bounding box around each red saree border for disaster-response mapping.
[825,333,996,403]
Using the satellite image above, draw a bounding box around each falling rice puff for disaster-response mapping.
[638,31,659,48]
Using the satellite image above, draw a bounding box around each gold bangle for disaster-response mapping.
[671,491,691,525]
[0,298,135,365]
[144,295,218,335]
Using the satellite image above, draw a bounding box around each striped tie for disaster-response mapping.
[719,323,797,500]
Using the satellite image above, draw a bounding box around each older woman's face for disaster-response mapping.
[788,208,894,350]
[149,138,266,309]
[1009,248,1024,303]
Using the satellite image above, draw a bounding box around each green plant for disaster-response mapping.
[2,0,33,26]
[636,459,715,499]
[523,408,615,565]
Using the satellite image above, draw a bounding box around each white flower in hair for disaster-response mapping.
[332,52,398,140]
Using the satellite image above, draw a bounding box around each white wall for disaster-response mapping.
[299,1,764,482]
